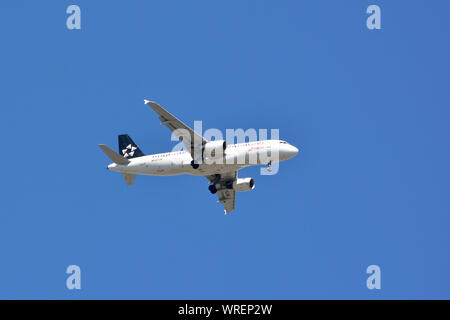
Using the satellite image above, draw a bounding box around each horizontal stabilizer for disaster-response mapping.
[98,144,130,165]
[122,173,135,185]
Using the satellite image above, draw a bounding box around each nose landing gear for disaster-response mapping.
[267,160,272,172]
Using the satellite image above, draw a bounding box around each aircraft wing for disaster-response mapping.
[145,100,206,160]
[217,189,236,214]
[206,171,237,214]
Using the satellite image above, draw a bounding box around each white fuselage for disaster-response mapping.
[107,140,298,176]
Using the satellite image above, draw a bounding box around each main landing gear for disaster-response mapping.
[208,174,221,194]
[208,185,217,194]
[191,160,199,169]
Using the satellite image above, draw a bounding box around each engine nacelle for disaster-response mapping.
[203,140,227,159]
[233,178,255,192]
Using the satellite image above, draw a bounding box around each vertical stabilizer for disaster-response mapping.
[118,134,145,159]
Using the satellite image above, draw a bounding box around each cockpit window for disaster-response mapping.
[280,141,288,144]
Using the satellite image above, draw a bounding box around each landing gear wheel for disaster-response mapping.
[191,160,199,169]
[208,185,217,194]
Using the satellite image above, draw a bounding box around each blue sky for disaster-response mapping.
[0,1,449,299]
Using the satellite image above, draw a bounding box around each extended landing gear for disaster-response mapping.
[267,160,272,172]
[208,185,217,194]
[208,174,221,194]
[191,160,199,169]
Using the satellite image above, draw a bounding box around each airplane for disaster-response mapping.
[99,100,299,214]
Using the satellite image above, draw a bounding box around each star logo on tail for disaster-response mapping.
[122,144,137,158]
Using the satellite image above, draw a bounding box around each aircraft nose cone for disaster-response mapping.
[280,144,299,160]
[289,145,299,157]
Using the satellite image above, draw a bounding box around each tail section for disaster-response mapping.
[98,144,130,165]
[118,134,145,159]
[122,173,136,185]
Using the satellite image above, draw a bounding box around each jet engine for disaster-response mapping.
[232,178,255,192]
[203,140,227,158]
